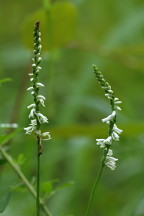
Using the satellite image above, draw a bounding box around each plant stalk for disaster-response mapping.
[0,146,53,216]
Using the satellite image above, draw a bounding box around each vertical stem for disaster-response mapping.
[86,164,104,216]
[37,137,41,216]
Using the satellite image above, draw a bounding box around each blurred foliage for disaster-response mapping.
[1,0,144,215]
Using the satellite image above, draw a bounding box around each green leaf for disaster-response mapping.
[22,2,77,50]
[0,78,12,86]
[0,191,12,213]
[41,181,53,195]
[0,129,22,147]
[16,154,26,166]
[54,181,74,193]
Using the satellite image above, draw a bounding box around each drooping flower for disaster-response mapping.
[105,149,118,170]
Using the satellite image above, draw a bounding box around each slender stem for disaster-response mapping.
[86,164,105,216]
[0,146,53,216]
[37,138,41,216]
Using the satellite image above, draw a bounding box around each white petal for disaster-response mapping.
[36,113,48,124]
[27,104,36,109]
[36,82,44,87]
[112,131,119,141]
[42,132,51,140]
[37,95,46,100]
[29,108,36,118]
[39,98,45,107]
[114,106,121,111]
[113,124,123,134]
[102,111,116,123]
[27,87,33,91]
[114,101,122,104]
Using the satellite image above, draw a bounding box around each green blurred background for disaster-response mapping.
[1,0,144,215]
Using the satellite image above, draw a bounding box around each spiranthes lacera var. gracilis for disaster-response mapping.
[24,21,51,148]
[93,64,122,170]
[24,21,51,216]
[86,65,122,216]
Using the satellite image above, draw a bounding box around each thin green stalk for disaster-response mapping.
[37,138,41,216]
[0,146,53,216]
[86,164,104,216]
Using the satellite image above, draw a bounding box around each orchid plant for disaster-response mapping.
[24,21,51,216]
[86,64,122,216]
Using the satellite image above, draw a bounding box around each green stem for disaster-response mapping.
[37,137,41,216]
[0,146,53,216]
[86,164,105,216]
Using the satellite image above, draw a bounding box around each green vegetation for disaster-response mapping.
[1,0,144,215]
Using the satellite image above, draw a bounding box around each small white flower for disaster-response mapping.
[105,149,118,170]
[36,113,48,124]
[113,124,122,134]
[30,78,34,82]
[29,108,36,118]
[31,91,35,95]
[32,63,36,68]
[39,98,45,107]
[107,90,113,93]
[114,101,122,104]
[103,136,112,145]
[38,57,42,63]
[114,106,121,111]
[30,119,37,126]
[96,139,105,148]
[27,87,33,91]
[38,45,42,50]
[24,119,37,135]
[112,131,119,141]
[27,104,36,109]
[42,132,51,140]
[36,82,44,87]
[102,111,116,123]
[29,73,33,76]
[37,95,46,100]
[24,126,34,134]
[37,66,42,70]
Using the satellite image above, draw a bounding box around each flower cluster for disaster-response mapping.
[93,64,122,170]
[24,21,51,142]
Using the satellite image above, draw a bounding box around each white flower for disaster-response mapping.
[30,119,37,126]
[37,95,46,100]
[113,124,122,134]
[24,119,37,134]
[29,108,36,118]
[32,63,36,68]
[30,78,34,82]
[27,87,33,91]
[96,139,105,148]
[31,91,35,95]
[114,100,122,104]
[105,149,118,170]
[103,136,112,145]
[24,126,34,134]
[96,136,112,148]
[29,73,33,76]
[36,113,48,124]
[37,66,42,70]
[112,131,119,141]
[42,132,51,140]
[105,93,112,99]
[114,106,121,111]
[36,82,44,87]
[107,90,113,93]
[102,111,116,123]
[39,98,45,107]
[27,104,36,109]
